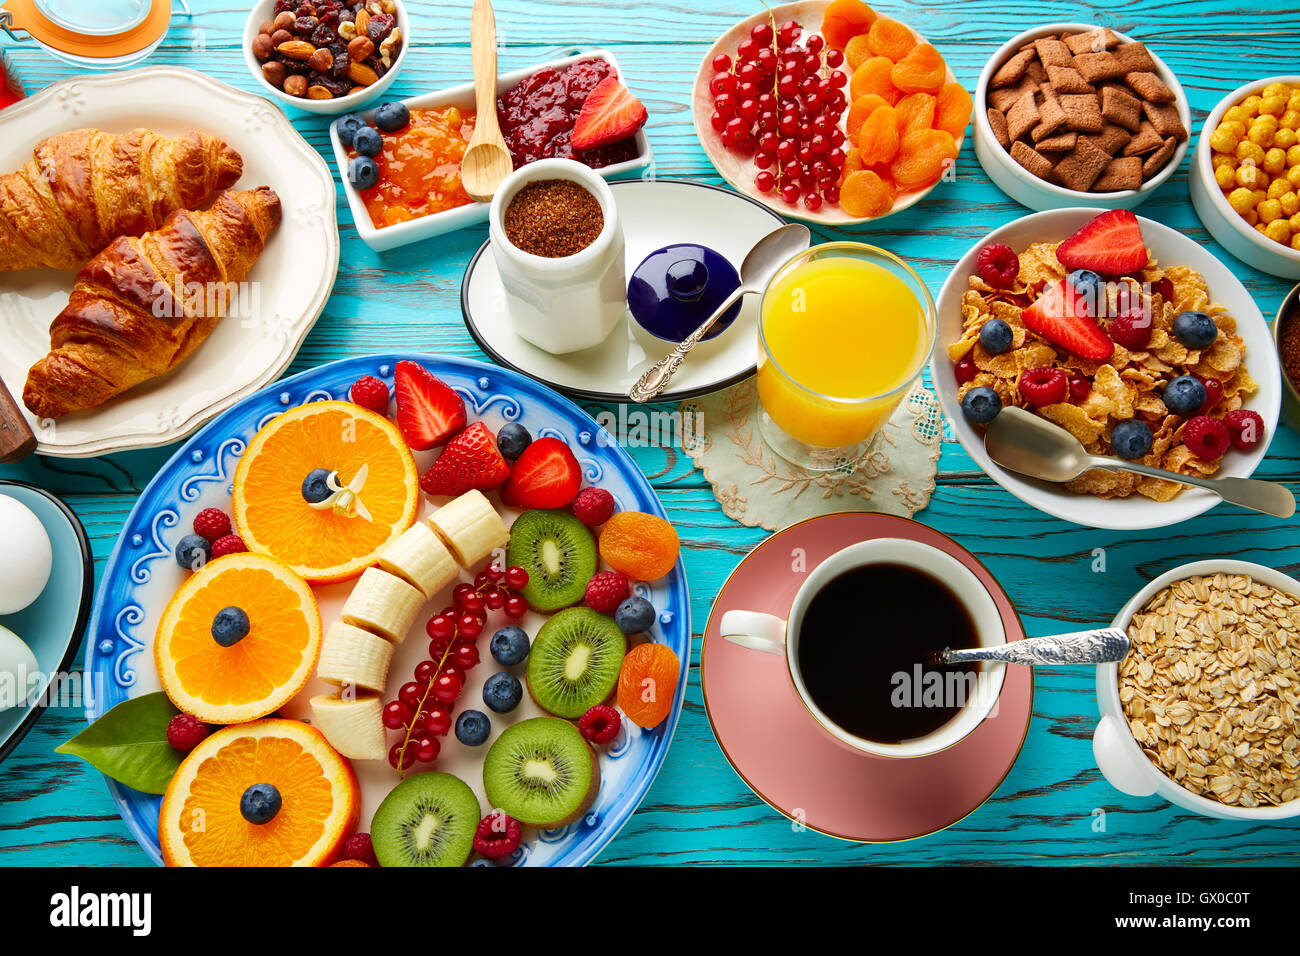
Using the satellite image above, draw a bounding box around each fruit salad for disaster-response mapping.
[949,210,1263,500]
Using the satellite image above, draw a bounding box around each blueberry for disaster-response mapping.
[960,386,1002,425]
[374,102,410,132]
[489,626,530,666]
[1172,310,1218,349]
[335,113,365,147]
[1163,375,1207,416]
[175,533,211,571]
[470,858,499,867]
[496,423,532,461]
[455,709,492,746]
[1111,420,1153,460]
[482,672,523,714]
[614,596,656,634]
[352,126,383,158]
[240,784,281,824]
[979,318,1014,355]
[211,606,251,647]
[347,155,379,190]
[1068,269,1104,312]
[301,468,333,504]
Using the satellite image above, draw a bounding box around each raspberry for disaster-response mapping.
[210,534,248,558]
[1151,277,1175,303]
[578,704,621,745]
[1182,415,1231,460]
[584,570,630,614]
[1067,371,1091,404]
[339,833,379,867]
[193,508,231,543]
[1018,367,1068,407]
[975,243,1019,288]
[953,354,977,385]
[1109,309,1152,350]
[473,812,522,860]
[166,713,210,752]
[349,375,390,414]
[571,487,615,527]
[1223,409,1265,452]
[1198,377,1224,414]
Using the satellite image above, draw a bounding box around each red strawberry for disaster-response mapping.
[394,361,466,450]
[502,437,581,509]
[571,77,648,150]
[420,422,510,497]
[1055,209,1149,276]
[1021,279,1115,361]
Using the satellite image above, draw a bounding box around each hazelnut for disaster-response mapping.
[308,47,334,72]
[284,74,309,97]
[261,61,288,88]
[251,33,274,60]
[270,28,292,46]
[273,10,296,30]
[347,36,374,61]
[257,19,275,34]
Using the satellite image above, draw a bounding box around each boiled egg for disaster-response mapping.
[0,495,52,615]
[0,624,38,712]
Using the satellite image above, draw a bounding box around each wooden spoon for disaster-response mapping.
[0,376,37,463]
[460,0,514,203]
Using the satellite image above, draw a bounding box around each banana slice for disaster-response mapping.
[379,520,458,600]
[341,567,425,643]
[318,620,394,691]
[429,489,510,568]
[310,692,387,761]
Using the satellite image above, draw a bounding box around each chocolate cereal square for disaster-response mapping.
[1123,120,1164,156]
[1094,156,1143,191]
[1052,137,1111,191]
[1010,140,1054,179]
[989,75,1038,112]
[1006,90,1041,142]
[1072,51,1126,83]
[1034,130,1078,152]
[1112,42,1157,74]
[1064,28,1119,55]
[1141,100,1188,142]
[1142,136,1178,178]
[991,48,1037,87]
[1124,71,1175,103]
[1083,123,1133,155]
[988,107,1011,148]
[1045,64,1095,94]
[1060,93,1103,132]
[1101,86,1143,132]
[1034,37,1073,66]
[1031,95,1069,139]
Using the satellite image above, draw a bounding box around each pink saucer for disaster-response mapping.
[701,513,1034,842]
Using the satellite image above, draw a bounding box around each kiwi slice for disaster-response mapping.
[527,607,626,719]
[483,717,599,829]
[505,510,597,613]
[371,771,480,867]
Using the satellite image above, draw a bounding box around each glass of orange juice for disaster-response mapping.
[756,242,935,471]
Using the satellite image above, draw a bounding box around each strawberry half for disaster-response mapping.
[1021,279,1115,361]
[394,360,466,450]
[501,437,581,509]
[420,422,510,497]
[1055,209,1149,276]
[571,77,648,151]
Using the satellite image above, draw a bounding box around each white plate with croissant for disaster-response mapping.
[0,66,339,458]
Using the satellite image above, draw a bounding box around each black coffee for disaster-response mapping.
[796,562,979,744]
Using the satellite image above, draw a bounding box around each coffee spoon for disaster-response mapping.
[930,627,1130,667]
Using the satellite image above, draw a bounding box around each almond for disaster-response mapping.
[277,40,316,61]
[307,85,335,100]
[348,60,379,86]
[355,9,371,35]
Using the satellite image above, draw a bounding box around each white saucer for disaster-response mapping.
[461,179,800,402]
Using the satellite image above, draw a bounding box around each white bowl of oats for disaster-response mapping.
[1094,561,1300,820]
[932,207,1282,530]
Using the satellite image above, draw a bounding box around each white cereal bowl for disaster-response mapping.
[973,23,1190,211]
[1094,560,1300,821]
[930,208,1281,530]
[242,0,411,115]
[1190,75,1300,280]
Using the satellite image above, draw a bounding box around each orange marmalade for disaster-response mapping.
[359,106,477,227]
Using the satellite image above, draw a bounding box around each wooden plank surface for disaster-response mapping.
[2,0,1299,865]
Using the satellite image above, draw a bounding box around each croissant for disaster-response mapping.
[22,187,281,420]
[0,127,243,271]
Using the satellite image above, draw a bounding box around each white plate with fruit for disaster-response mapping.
[73,354,690,866]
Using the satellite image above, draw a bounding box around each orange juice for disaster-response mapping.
[757,253,931,450]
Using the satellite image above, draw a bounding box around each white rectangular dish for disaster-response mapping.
[329,48,653,251]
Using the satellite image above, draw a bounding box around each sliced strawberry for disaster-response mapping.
[420,422,510,497]
[501,437,581,509]
[1055,209,1149,276]
[394,360,466,450]
[1021,279,1115,361]
[571,77,648,151]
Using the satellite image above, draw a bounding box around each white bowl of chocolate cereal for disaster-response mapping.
[1094,560,1300,820]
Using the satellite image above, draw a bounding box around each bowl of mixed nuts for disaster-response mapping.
[243,0,409,114]
[1094,560,1300,820]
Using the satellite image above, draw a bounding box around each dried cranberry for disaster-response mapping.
[318,73,353,97]
[338,7,354,21]
[275,0,296,11]
[310,23,335,47]
[367,13,394,40]
[294,15,318,36]
[330,51,350,79]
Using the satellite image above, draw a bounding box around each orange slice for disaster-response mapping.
[160,719,359,867]
[233,401,419,583]
[155,553,322,724]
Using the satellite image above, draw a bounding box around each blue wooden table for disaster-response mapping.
[2,1,1299,866]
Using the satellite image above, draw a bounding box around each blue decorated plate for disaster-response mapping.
[83,354,691,866]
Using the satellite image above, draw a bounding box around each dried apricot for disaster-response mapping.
[598,511,680,581]
[890,43,946,94]
[842,147,865,177]
[894,92,936,135]
[866,17,916,62]
[846,93,889,139]
[821,0,878,51]
[890,127,958,190]
[849,56,900,105]
[839,170,894,218]
[934,81,974,140]
[858,104,900,165]
[844,34,875,72]
[617,643,681,729]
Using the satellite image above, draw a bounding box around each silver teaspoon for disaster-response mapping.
[628,223,810,403]
[985,406,1295,519]
[931,627,1130,666]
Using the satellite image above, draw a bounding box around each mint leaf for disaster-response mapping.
[56,692,183,794]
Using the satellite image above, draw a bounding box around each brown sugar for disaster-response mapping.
[504,179,603,258]
[1280,305,1300,392]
